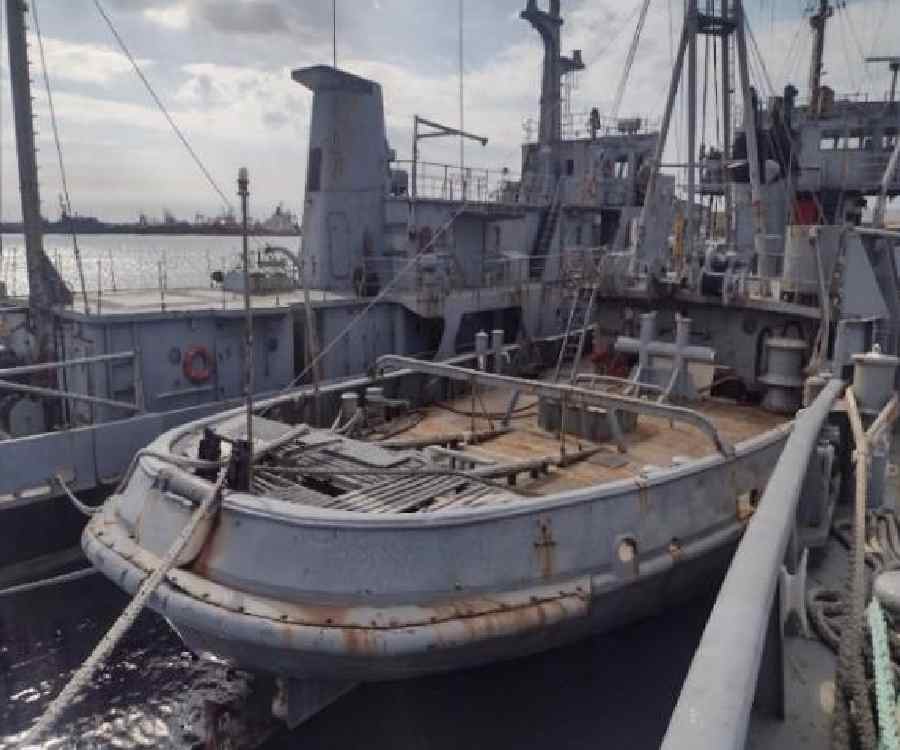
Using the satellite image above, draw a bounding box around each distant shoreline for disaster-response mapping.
[0,222,300,237]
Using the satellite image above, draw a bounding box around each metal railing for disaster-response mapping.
[661,377,844,750]
[0,350,144,429]
[523,113,661,143]
[392,160,519,204]
[362,248,601,294]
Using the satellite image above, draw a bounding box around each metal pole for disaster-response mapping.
[238,168,254,474]
[6,0,52,351]
[686,0,698,265]
[635,25,690,258]
[722,0,733,246]
[734,0,766,271]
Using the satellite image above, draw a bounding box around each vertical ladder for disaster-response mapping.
[530,182,563,280]
[553,281,600,384]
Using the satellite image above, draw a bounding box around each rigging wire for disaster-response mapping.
[0,0,4,279]
[92,0,232,212]
[610,0,652,121]
[266,201,472,404]
[31,0,91,313]
[745,18,775,98]
[834,6,860,93]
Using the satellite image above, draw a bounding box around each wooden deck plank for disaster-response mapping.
[400,387,786,495]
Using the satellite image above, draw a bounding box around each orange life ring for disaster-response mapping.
[183,345,213,384]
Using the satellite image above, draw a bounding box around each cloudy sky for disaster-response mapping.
[0,0,896,222]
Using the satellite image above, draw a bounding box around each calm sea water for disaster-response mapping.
[0,234,300,296]
[0,572,714,749]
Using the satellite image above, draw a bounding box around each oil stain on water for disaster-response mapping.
[1,573,713,749]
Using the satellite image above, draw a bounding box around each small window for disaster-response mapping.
[884,128,898,151]
[566,159,575,176]
[615,157,630,179]
[820,132,839,150]
[306,147,322,192]
[575,225,583,245]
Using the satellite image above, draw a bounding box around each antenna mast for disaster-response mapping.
[332,0,337,68]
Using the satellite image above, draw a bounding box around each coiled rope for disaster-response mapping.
[807,389,898,750]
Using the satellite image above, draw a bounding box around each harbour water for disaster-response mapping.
[0,573,715,749]
[0,234,298,297]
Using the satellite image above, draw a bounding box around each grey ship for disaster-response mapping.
[75,1,900,747]
[0,0,661,584]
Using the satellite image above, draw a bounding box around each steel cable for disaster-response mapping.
[31,0,90,312]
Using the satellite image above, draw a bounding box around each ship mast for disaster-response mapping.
[520,0,584,192]
[808,0,833,108]
[5,0,70,354]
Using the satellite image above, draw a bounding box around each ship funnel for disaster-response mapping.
[292,66,388,292]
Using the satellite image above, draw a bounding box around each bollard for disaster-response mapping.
[760,337,806,413]
[341,392,359,423]
[852,345,899,509]
[491,329,505,373]
[475,331,489,371]
[852,344,900,415]
[365,387,385,425]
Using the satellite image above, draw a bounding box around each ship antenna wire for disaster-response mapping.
[93,0,232,212]
[32,0,91,313]
[459,0,465,192]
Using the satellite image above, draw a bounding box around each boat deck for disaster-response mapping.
[396,387,788,496]
[218,385,788,514]
[64,286,350,315]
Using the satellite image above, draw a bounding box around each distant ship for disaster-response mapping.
[0,205,301,237]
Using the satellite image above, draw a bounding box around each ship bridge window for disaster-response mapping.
[615,157,630,179]
[845,130,865,150]
[306,147,322,192]
[820,132,839,151]
[884,128,898,151]
[566,158,575,176]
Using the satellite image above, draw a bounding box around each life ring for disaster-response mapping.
[183,345,213,384]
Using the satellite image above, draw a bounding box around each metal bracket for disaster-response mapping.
[779,547,810,639]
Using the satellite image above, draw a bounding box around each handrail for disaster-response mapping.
[661,377,845,750]
[376,355,735,457]
[0,350,135,378]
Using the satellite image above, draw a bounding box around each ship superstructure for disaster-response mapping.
[0,1,668,583]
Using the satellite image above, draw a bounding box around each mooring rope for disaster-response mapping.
[832,386,877,750]
[19,465,229,747]
[806,389,899,750]
[55,473,99,517]
[0,567,98,599]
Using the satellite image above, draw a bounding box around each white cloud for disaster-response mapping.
[143,4,190,31]
[33,37,151,85]
[5,0,899,223]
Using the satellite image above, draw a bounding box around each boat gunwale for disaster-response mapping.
[138,419,792,530]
